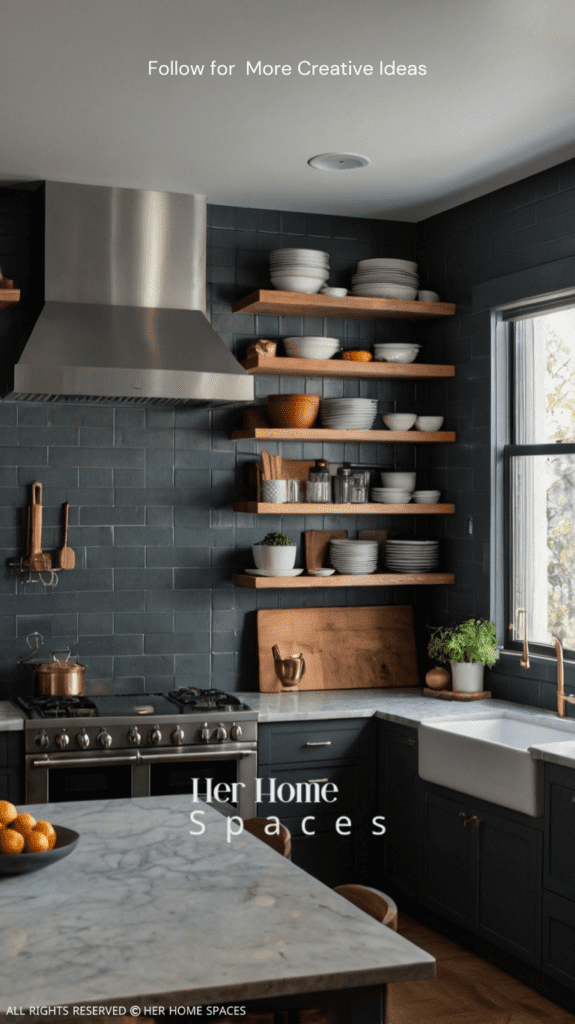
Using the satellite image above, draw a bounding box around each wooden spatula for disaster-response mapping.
[57,503,75,569]
[28,482,52,572]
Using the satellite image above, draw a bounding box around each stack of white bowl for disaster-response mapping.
[330,538,379,575]
[385,540,439,573]
[283,336,340,360]
[351,259,419,299]
[320,398,378,429]
[372,471,415,503]
[270,249,330,294]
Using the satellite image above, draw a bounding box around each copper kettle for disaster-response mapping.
[35,650,86,696]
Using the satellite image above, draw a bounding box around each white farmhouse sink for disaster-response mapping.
[418,713,574,816]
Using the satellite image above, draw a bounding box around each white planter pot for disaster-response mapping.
[451,662,485,693]
[253,544,297,573]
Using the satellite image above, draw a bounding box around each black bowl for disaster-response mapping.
[0,825,79,875]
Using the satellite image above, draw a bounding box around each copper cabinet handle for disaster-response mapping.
[467,814,482,829]
[458,811,468,827]
[305,741,332,747]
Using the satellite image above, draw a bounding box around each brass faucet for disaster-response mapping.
[552,630,575,717]
[517,608,530,669]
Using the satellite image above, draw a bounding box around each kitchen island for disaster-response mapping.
[0,795,434,1023]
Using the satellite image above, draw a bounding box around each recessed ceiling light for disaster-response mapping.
[308,153,370,171]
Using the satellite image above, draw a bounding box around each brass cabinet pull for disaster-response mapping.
[467,814,482,829]
[458,811,468,827]
[571,795,575,803]
[305,741,332,747]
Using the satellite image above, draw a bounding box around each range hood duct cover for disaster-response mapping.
[10,182,254,406]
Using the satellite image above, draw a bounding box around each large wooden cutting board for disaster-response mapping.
[257,605,419,692]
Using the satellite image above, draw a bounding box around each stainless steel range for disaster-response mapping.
[15,688,257,816]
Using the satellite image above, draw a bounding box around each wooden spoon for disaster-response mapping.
[57,503,75,569]
[261,449,272,481]
[28,482,52,572]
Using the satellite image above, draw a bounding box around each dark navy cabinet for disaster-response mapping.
[543,763,575,989]
[0,732,23,804]
[376,720,421,900]
[422,785,543,966]
[257,718,375,888]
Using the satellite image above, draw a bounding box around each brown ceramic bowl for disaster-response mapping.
[266,394,320,429]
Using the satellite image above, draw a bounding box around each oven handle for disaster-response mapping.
[31,749,256,769]
[138,750,256,763]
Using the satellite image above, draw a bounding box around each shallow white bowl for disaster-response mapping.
[372,490,412,503]
[412,491,441,503]
[271,248,330,259]
[284,339,340,360]
[320,287,348,297]
[351,285,418,300]
[271,277,326,294]
[357,258,418,272]
[373,349,419,364]
[381,472,417,489]
[271,267,329,279]
[383,413,417,431]
[415,416,444,431]
[417,290,439,302]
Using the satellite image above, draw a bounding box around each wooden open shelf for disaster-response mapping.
[241,352,455,379]
[232,572,456,589]
[231,427,455,443]
[233,501,454,515]
[0,289,20,311]
[232,290,456,320]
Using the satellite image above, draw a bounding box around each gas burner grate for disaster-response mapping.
[165,687,250,713]
[16,694,98,719]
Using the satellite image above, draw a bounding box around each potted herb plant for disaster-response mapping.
[253,532,297,574]
[427,618,499,693]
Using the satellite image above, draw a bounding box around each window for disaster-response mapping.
[507,306,575,658]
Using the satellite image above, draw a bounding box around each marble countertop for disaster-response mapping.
[0,795,434,1017]
[245,689,575,769]
[0,701,24,731]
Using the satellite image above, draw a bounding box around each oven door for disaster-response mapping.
[26,746,257,818]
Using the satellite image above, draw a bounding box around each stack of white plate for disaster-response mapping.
[270,249,330,294]
[351,259,419,299]
[330,539,379,575]
[371,487,413,503]
[320,398,378,429]
[385,540,439,573]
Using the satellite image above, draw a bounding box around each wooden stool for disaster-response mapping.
[243,817,292,859]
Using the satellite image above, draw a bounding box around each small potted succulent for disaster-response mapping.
[427,618,499,693]
[253,532,297,574]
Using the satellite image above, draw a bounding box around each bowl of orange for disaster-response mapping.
[0,802,79,875]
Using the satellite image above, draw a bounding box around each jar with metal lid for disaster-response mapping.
[333,467,352,503]
[306,459,332,503]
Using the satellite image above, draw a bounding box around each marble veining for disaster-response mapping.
[0,701,24,731]
[0,796,434,1016]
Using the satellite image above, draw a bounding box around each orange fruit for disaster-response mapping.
[0,800,17,827]
[11,813,37,838]
[33,821,57,850]
[0,827,25,855]
[26,831,50,853]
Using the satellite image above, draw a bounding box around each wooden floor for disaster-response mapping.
[388,914,575,1024]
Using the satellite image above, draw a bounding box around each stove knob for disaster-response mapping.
[97,729,112,749]
[213,723,228,743]
[127,727,142,747]
[230,724,243,741]
[35,729,49,750]
[171,726,184,746]
[199,722,211,743]
[55,729,69,750]
[77,729,90,750]
[149,726,162,746]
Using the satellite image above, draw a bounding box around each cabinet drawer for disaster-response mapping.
[258,719,369,766]
[258,762,360,817]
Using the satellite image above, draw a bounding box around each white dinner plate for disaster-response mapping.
[244,568,305,577]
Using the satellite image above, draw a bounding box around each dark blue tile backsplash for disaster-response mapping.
[3,162,575,706]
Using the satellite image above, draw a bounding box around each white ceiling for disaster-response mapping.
[2,0,575,220]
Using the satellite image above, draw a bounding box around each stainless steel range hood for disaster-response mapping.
[10,182,254,405]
